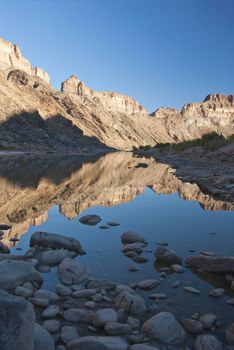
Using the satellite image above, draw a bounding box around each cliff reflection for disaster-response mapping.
[0,152,233,245]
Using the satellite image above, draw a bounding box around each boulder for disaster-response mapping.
[72,288,96,298]
[42,305,60,319]
[34,323,55,350]
[57,258,89,285]
[56,283,72,296]
[104,322,131,335]
[66,336,128,350]
[85,278,116,290]
[43,319,61,333]
[34,289,59,303]
[121,231,146,244]
[129,346,161,350]
[142,312,185,344]
[0,290,35,350]
[186,255,234,273]
[92,308,118,328]
[199,313,217,329]
[0,259,42,290]
[63,308,93,323]
[15,285,34,297]
[194,334,222,350]
[61,326,80,344]
[181,318,203,334]
[39,249,75,265]
[154,246,182,265]
[30,232,81,253]
[115,290,146,315]
[137,279,160,290]
[121,243,144,254]
[79,215,101,226]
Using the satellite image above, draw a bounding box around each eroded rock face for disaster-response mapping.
[151,94,234,142]
[0,290,35,350]
[0,38,50,83]
[61,75,148,116]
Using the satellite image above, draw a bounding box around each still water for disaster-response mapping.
[1,151,234,337]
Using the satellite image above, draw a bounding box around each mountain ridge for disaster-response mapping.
[0,37,233,151]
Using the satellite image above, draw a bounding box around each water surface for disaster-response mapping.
[0,152,234,338]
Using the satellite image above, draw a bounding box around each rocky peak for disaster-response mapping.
[150,107,180,118]
[0,37,50,84]
[204,94,234,105]
[61,74,148,116]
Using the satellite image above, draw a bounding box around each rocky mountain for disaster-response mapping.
[0,37,233,151]
[0,38,50,84]
[0,152,233,246]
[151,94,234,142]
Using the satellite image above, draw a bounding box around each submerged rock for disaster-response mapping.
[209,288,225,298]
[185,255,234,273]
[0,259,43,290]
[121,231,146,244]
[57,258,89,285]
[39,249,75,265]
[142,312,185,344]
[107,222,120,226]
[79,215,101,226]
[184,286,200,294]
[30,231,82,253]
[154,246,182,265]
[0,290,35,350]
[137,279,160,290]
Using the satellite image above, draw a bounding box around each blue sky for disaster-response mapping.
[0,0,233,112]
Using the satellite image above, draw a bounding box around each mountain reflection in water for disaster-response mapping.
[0,151,233,245]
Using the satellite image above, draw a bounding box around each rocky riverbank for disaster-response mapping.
[1,218,234,350]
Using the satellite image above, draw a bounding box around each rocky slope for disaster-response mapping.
[0,152,233,246]
[0,37,233,151]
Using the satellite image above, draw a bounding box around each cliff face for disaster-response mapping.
[0,37,233,151]
[0,38,50,84]
[151,94,234,142]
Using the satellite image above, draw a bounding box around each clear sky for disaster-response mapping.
[0,0,233,112]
